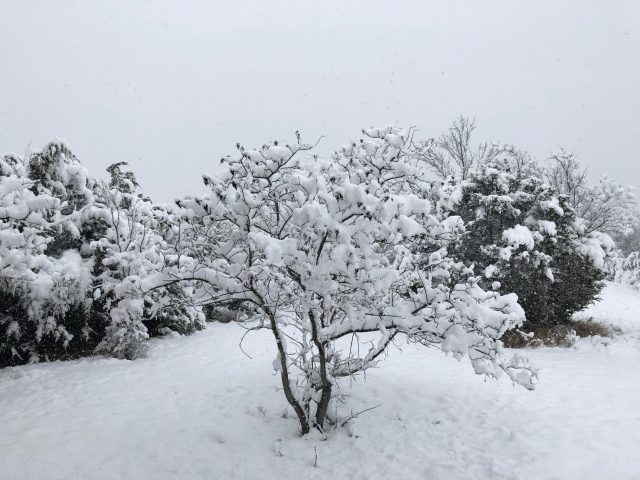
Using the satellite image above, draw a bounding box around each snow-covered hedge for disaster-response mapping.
[0,143,203,368]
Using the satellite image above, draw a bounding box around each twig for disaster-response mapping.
[238,323,265,359]
[340,403,383,427]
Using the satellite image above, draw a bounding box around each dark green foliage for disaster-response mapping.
[542,249,605,325]
[45,224,83,259]
[449,159,606,328]
[0,279,108,366]
[62,301,108,357]
[27,141,94,213]
[106,161,139,193]
[0,281,33,367]
[143,284,205,336]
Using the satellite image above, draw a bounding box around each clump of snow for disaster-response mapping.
[574,231,615,270]
[537,220,557,236]
[540,197,564,215]
[484,264,497,278]
[502,225,535,250]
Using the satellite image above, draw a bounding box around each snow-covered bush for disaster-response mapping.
[446,155,612,329]
[611,251,640,289]
[90,163,205,356]
[0,143,100,365]
[163,128,536,434]
[0,144,203,367]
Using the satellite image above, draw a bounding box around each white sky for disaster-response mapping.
[1,0,639,201]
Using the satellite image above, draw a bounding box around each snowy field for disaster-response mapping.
[1,282,639,480]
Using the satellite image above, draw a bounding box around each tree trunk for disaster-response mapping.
[266,310,310,435]
[309,310,332,431]
[315,383,332,430]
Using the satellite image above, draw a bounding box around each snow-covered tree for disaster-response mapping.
[0,142,96,365]
[546,151,637,238]
[447,155,613,330]
[416,116,505,181]
[161,128,536,434]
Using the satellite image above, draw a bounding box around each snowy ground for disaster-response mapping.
[1,282,639,480]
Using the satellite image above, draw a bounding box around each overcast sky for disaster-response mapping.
[1,0,639,201]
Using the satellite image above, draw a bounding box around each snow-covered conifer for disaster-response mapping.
[447,154,612,330]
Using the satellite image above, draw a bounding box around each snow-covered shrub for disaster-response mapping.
[446,155,612,329]
[90,164,205,354]
[611,251,640,289]
[163,128,536,434]
[0,144,204,367]
[0,143,98,365]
